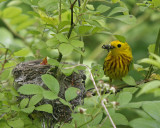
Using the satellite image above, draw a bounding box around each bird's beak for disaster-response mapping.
[102,44,115,51]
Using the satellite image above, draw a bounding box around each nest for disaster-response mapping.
[12,60,86,126]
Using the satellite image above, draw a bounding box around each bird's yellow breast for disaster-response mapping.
[103,40,133,80]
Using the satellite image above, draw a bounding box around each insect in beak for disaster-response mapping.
[102,44,115,52]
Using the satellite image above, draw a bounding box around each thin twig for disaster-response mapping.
[0,49,8,75]
[101,100,116,128]
[78,0,84,64]
[57,0,78,63]
[67,0,77,38]
[64,64,116,128]
[99,116,108,128]
[59,0,62,22]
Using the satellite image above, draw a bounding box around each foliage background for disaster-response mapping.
[0,0,160,128]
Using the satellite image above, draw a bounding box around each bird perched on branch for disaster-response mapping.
[102,40,133,82]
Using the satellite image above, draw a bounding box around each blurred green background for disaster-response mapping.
[0,0,159,82]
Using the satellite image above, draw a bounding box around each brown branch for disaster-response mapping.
[57,0,77,63]
[67,0,77,38]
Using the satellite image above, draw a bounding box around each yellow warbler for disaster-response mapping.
[102,40,133,82]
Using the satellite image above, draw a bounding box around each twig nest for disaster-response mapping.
[12,60,86,124]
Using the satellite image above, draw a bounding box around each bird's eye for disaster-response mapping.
[117,44,121,48]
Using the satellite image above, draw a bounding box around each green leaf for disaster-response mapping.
[112,0,120,3]
[38,0,58,11]
[84,96,99,107]
[0,121,10,128]
[22,0,32,5]
[3,7,22,18]
[61,124,74,128]
[73,47,85,56]
[89,112,103,126]
[28,30,41,35]
[16,19,35,31]
[97,5,110,13]
[91,27,102,34]
[14,48,30,57]
[120,102,142,109]
[137,80,160,96]
[41,74,60,95]
[18,84,43,95]
[46,38,59,47]
[21,106,35,114]
[114,34,126,43]
[0,28,15,49]
[113,15,136,24]
[117,92,132,106]
[43,90,58,100]
[11,14,29,25]
[8,119,24,128]
[59,98,71,107]
[142,102,160,122]
[70,40,84,48]
[152,0,160,7]
[122,75,136,85]
[48,59,60,66]
[148,44,155,53]
[91,64,104,80]
[65,87,80,101]
[35,104,53,114]
[20,98,29,109]
[55,33,68,43]
[29,94,43,107]
[112,113,128,125]
[123,87,138,94]
[86,4,95,10]
[58,21,70,30]
[149,53,160,63]
[72,113,91,127]
[59,43,73,56]
[108,7,128,16]
[11,105,20,112]
[78,25,93,34]
[129,118,160,128]
[0,69,11,80]
[61,68,74,76]
[138,58,160,68]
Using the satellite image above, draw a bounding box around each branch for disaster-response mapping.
[78,0,84,64]
[57,0,77,63]
[67,0,77,38]
[59,0,62,22]
[0,49,8,75]
[101,100,116,128]
[145,29,160,79]
[64,64,116,128]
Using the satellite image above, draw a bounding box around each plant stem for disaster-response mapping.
[78,0,84,64]
[145,29,160,79]
[67,0,77,38]
[64,64,116,128]
[0,49,8,75]
[59,0,61,22]
[58,0,77,63]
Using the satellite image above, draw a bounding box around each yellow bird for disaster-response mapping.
[102,40,133,82]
